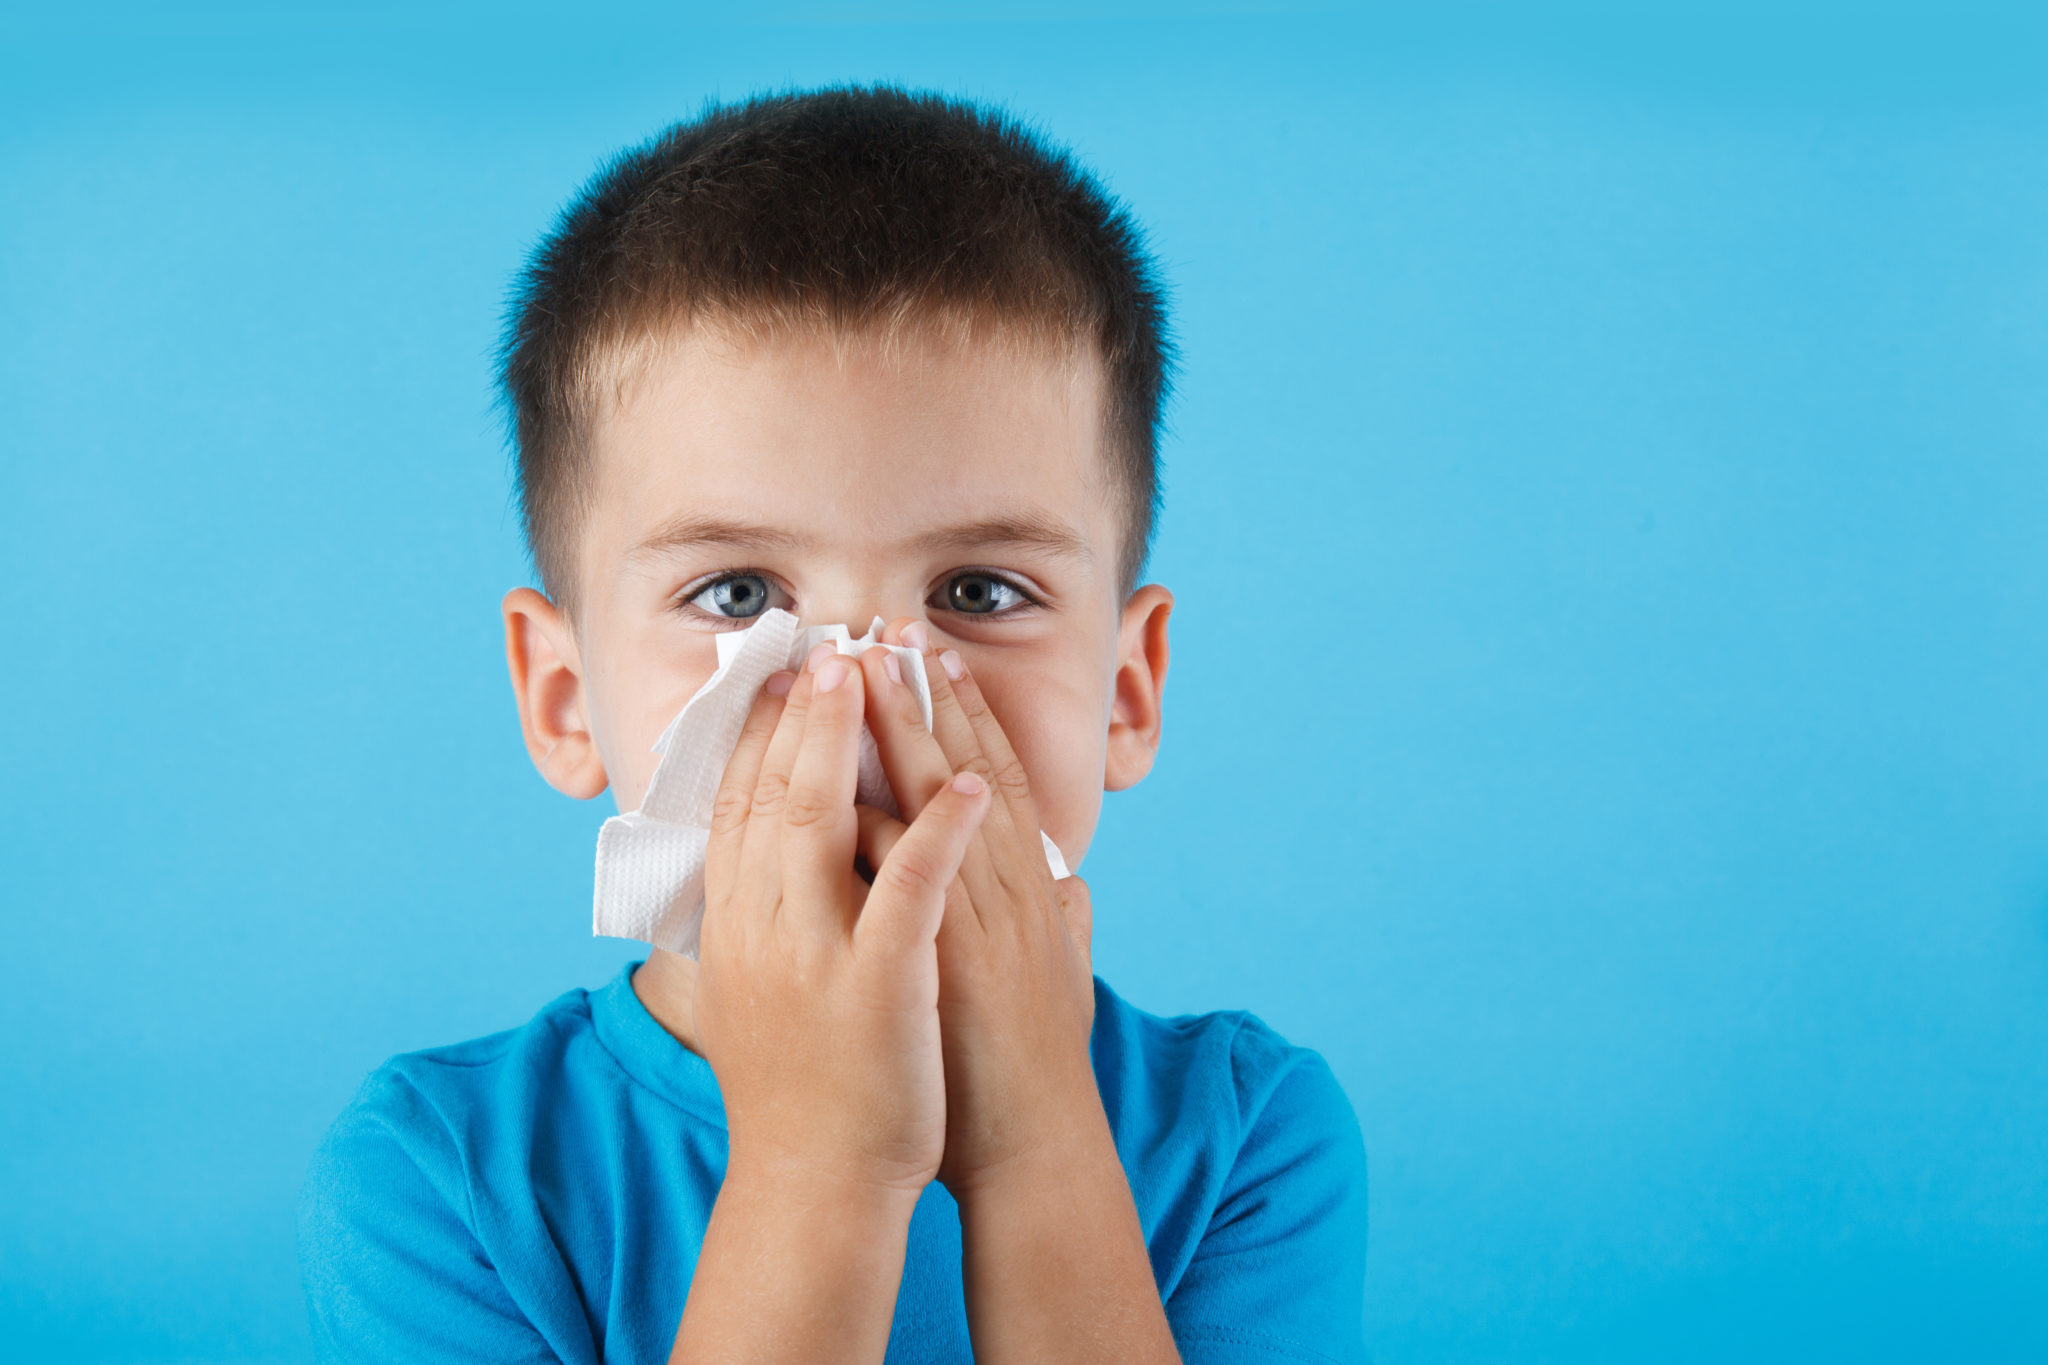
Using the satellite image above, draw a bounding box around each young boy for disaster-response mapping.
[299,85,1367,1364]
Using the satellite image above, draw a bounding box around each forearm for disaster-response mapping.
[955,1114,1182,1365]
[670,1161,921,1365]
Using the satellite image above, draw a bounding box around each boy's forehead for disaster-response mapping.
[583,320,1121,568]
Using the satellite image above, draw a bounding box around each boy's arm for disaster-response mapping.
[850,638,1183,1363]
[668,1162,920,1364]
[959,1035,1369,1365]
[671,659,992,1363]
[955,1107,1183,1365]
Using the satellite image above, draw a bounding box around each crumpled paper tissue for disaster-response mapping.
[593,607,1071,956]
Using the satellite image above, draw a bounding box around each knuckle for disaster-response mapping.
[990,755,1033,803]
[710,783,753,834]
[780,784,842,830]
[878,847,944,898]
[749,773,790,819]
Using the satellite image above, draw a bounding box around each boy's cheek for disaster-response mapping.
[977,673,1108,863]
[606,749,658,814]
[1020,742,1106,866]
[586,612,731,805]
[589,671,720,814]
[583,710,651,813]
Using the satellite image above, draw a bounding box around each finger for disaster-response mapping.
[1056,874,1094,959]
[892,637,1041,927]
[779,652,867,931]
[855,644,953,820]
[930,649,1041,832]
[856,771,991,958]
[856,644,1009,919]
[855,803,1000,918]
[854,802,908,874]
[875,615,922,648]
[1056,875,1097,1028]
[735,657,822,897]
[916,644,1033,852]
[892,628,1004,821]
[705,671,794,907]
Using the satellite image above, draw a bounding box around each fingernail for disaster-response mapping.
[765,670,795,697]
[939,649,965,681]
[883,652,903,686]
[805,642,835,673]
[951,771,984,795]
[816,657,852,693]
[902,622,930,652]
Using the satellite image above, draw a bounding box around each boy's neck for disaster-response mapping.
[630,950,706,1058]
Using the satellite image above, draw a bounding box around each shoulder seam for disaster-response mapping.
[369,1066,491,1250]
[1225,1010,1335,1136]
[1223,1010,1256,1138]
[382,992,592,1072]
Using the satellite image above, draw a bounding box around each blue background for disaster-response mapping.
[4,4,2045,1361]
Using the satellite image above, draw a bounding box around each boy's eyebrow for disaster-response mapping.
[628,510,1093,563]
[628,514,803,560]
[913,511,1094,563]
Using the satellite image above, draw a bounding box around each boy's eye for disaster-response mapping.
[937,572,1028,616]
[687,573,787,619]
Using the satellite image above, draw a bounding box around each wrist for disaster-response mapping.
[722,1146,932,1218]
[945,1099,1122,1208]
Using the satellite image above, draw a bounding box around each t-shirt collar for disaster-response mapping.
[589,959,729,1131]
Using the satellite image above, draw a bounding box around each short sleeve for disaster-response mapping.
[297,1068,561,1365]
[1166,1021,1370,1365]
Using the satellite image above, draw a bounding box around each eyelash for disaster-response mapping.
[670,567,1045,626]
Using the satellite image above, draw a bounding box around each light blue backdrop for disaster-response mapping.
[4,5,2044,1362]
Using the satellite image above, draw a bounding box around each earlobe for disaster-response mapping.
[1103,584,1173,793]
[502,587,609,801]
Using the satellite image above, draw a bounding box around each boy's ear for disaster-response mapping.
[502,587,609,801]
[1104,584,1173,793]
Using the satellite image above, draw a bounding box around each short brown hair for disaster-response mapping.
[498,84,1174,612]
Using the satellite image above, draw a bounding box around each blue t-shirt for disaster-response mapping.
[298,963,1367,1364]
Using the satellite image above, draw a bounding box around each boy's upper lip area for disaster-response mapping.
[624,508,1096,568]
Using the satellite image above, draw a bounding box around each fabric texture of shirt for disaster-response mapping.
[298,962,1368,1363]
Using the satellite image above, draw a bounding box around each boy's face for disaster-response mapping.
[503,322,1172,873]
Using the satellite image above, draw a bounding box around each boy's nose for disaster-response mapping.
[798,598,924,638]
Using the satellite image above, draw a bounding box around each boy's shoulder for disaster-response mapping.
[1090,974,1359,1150]
[308,983,616,1174]
[374,982,598,1083]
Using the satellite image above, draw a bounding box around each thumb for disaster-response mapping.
[855,770,991,956]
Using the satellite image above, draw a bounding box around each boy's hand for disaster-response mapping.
[851,622,1102,1198]
[693,647,994,1197]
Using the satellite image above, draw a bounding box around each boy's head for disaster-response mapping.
[499,85,1176,878]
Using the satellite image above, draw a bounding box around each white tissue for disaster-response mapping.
[593,607,1072,957]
